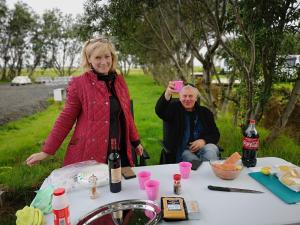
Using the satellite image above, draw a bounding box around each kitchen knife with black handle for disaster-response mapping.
[208,185,264,193]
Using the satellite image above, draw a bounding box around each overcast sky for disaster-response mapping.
[7,0,87,15]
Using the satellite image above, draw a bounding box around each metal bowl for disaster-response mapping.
[76,199,161,225]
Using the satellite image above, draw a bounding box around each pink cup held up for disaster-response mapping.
[144,179,160,201]
[174,80,183,92]
[137,171,151,190]
[179,162,192,179]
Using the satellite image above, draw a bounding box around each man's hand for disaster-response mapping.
[135,144,144,156]
[164,81,176,101]
[26,152,50,166]
[189,139,206,152]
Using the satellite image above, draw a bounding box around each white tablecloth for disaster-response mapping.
[44,157,300,225]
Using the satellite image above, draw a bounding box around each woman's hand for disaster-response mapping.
[189,139,206,152]
[135,144,144,156]
[164,81,176,101]
[26,152,50,166]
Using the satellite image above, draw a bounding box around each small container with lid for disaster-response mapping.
[88,174,98,199]
[52,187,71,225]
[173,174,182,195]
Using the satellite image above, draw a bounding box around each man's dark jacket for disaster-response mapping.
[155,93,220,163]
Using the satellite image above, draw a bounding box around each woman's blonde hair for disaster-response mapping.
[81,37,118,72]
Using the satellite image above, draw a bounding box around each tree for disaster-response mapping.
[0,0,9,80]
[179,0,227,115]
[6,2,35,78]
[27,14,48,76]
[82,0,193,82]
[204,0,300,124]
[249,0,300,122]
[266,69,300,143]
[37,9,81,76]
[51,14,82,76]
[82,0,229,114]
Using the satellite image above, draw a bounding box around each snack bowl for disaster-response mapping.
[209,159,243,180]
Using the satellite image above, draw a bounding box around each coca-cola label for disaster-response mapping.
[53,207,70,225]
[243,137,259,150]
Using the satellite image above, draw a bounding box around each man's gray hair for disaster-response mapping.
[180,84,200,98]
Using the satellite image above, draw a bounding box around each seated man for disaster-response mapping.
[155,81,220,163]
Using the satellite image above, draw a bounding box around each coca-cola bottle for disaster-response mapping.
[242,119,259,167]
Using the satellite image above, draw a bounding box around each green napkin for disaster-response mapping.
[249,172,300,204]
[30,185,54,214]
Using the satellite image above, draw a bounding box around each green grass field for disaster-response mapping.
[0,70,299,193]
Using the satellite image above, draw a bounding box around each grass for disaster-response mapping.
[125,71,165,164]
[0,103,69,190]
[0,69,299,193]
[217,115,300,166]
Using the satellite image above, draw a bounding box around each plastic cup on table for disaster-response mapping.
[179,162,192,179]
[144,179,160,201]
[137,171,151,190]
[173,80,183,92]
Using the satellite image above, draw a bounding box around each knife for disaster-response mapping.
[208,185,263,193]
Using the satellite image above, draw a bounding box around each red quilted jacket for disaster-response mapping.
[42,71,140,166]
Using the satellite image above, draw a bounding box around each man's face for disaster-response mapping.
[179,88,197,111]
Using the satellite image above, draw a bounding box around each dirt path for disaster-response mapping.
[0,83,66,125]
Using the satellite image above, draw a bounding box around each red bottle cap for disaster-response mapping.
[249,119,256,124]
[53,188,65,196]
[173,174,181,181]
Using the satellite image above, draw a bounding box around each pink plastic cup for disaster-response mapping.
[179,162,192,179]
[137,171,151,190]
[174,80,183,92]
[144,179,160,201]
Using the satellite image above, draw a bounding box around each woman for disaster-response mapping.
[26,37,143,167]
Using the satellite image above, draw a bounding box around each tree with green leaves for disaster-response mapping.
[81,0,230,114]
[81,0,193,81]
[204,0,299,124]
[0,2,35,80]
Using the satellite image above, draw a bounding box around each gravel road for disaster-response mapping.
[0,83,66,125]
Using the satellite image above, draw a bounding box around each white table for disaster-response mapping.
[44,157,300,225]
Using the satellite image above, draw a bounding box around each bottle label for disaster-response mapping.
[243,137,259,150]
[113,210,123,219]
[53,207,70,225]
[111,167,121,183]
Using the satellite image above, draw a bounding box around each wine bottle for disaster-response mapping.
[108,138,121,193]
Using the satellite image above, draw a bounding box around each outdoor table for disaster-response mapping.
[43,157,300,225]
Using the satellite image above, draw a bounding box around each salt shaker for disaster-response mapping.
[173,174,182,195]
[88,174,98,199]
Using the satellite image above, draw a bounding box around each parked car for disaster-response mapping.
[277,55,300,80]
[35,76,53,84]
[10,76,32,86]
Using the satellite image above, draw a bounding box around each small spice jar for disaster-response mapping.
[88,174,98,199]
[173,174,182,195]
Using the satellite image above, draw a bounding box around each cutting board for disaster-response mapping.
[249,172,300,204]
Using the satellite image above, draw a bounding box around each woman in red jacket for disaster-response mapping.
[26,37,143,167]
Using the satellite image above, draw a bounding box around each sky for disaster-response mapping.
[7,0,87,15]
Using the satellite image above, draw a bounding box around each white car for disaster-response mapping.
[11,76,32,86]
[35,76,52,84]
